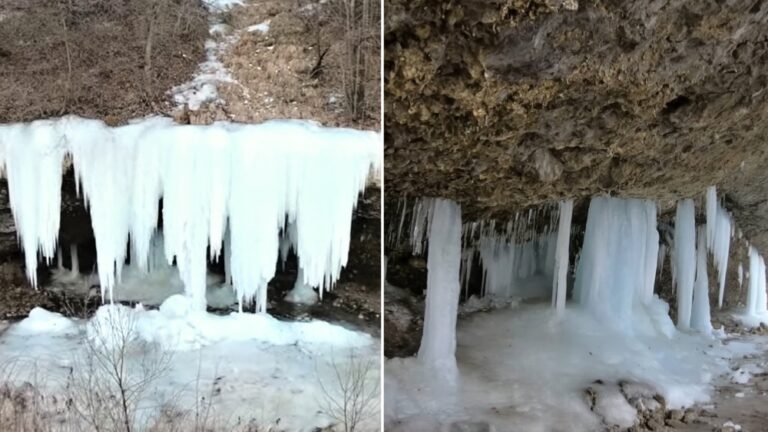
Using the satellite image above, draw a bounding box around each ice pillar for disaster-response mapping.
[552,199,573,313]
[691,226,712,334]
[674,199,696,330]
[418,198,462,380]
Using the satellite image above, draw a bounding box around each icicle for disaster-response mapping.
[657,244,666,279]
[418,198,462,380]
[552,199,573,313]
[705,186,717,250]
[714,206,731,308]
[691,226,712,334]
[673,199,696,330]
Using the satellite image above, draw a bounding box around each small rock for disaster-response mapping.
[682,410,698,424]
[667,409,684,421]
[665,418,685,428]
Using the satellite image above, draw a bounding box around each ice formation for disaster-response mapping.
[705,187,732,308]
[418,198,462,380]
[746,246,767,317]
[464,206,559,301]
[673,199,696,330]
[573,197,659,333]
[690,226,712,334]
[738,263,743,288]
[552,199,573,313]
[0,116,380,312]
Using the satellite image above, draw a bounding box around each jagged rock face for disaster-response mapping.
[385,0,768,248]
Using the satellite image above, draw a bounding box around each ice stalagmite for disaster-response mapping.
[691,226,712,334]
[0,116,380,312]
[418,198,462,381]
[552,199,573,313]
[573,197,659,333]
[674,199,696,330]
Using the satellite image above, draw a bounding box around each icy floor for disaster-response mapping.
[385,302,759,432]
[0,296,380,431]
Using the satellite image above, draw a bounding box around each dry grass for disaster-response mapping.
[0,0,208,124]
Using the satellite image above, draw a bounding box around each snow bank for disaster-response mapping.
[0,116,380,312]
[83,294,372,351]
[13,308,77,335]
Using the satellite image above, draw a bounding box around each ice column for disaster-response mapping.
[573,197,659,333]
[746,247,767,317]
[552,199,573,313]
[691,226,712,334]
[674,199,696,330]
[418,198,462,381]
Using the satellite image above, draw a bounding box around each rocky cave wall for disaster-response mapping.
[385,0,768,251]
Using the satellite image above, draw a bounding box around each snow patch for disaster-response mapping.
[247,20,270,33]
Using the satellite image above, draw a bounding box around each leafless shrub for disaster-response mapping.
[66,306,173,432]
[316,350,380,432]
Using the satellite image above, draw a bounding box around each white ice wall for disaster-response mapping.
[0,116,380,312]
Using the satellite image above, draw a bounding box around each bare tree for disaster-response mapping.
[316,350,380,432]
[327,0,379,121]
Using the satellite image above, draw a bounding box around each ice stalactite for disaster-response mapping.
[705,186,732,308]
[657,244,666,280]
[418,198,462,381]
[673,199,696,330]
[706,186,717,250]
[746,247,767,317]
[691,226,712,334]
[0,116,380,312]
[470,205,559,301]
[573,197,660,333]
[552,199,573,313]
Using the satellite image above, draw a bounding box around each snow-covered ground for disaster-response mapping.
[385,301,760,432]
[0,295,380,431]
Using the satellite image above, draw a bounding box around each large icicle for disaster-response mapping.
[552,199,573,313]
[2,120,66,286]
[691,226,712,334]
[673,199,696,330]
[573,197,660,333]
[0,116,380,312]
[418,198,462,381]
[705,186,732,308]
